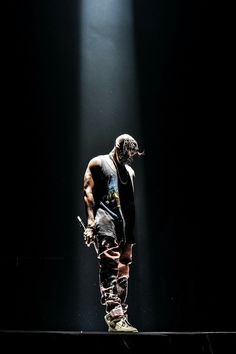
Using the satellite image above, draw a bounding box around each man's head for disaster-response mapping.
[112,134,143,165]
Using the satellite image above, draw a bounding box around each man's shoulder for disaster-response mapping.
[88,155,102,167]
[89,154,109,166]
[99,154,109,159]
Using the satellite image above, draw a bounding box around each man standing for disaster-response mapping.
[83,134,143,332]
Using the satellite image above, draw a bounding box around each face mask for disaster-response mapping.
[116,139,139,165]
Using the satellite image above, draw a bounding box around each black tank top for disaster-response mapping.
[94,154,135,243]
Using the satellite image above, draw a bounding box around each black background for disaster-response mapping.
[2,0,235,331]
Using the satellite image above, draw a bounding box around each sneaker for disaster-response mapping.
[104,314,138,332]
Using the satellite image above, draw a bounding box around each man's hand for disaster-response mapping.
[83,225,96,247]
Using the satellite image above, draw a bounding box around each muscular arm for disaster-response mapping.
[83,157,101,227]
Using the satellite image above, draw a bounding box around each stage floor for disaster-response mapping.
[1,330,235,353]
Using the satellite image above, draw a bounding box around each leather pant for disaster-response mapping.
[95,208,133,317]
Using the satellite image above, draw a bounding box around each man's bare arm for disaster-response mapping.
[83,157,101,246]
[83,157,101,226]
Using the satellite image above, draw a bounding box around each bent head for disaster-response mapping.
[112,134,143,165]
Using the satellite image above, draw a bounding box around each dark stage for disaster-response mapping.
[2,0,235,352]
[1,331,236,353]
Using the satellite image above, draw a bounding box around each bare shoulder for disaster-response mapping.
[88,156,102,168]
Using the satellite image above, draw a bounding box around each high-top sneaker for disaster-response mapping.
[104,313,138,332]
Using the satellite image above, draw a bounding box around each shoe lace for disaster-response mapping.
[117,316,133,329]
